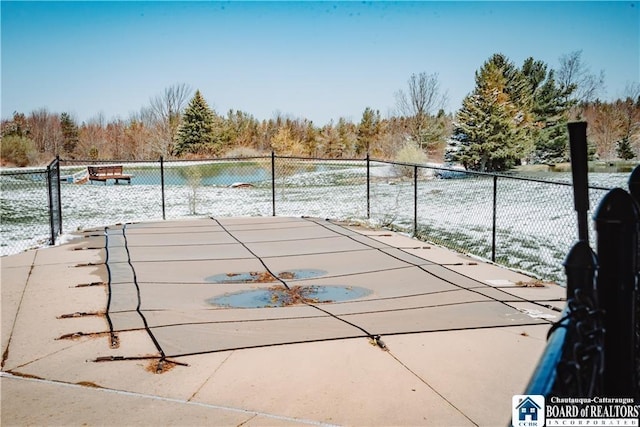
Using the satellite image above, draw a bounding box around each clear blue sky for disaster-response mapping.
[2,1,639,126]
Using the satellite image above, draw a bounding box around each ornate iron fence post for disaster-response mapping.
[594,187,639,396]
[564,241,598,298]
[552,121,603,397]
[525,121,603,397]
[629,165,640,398]
[568,122,590,241]
[629,165,640,202]
[565,122,597,298]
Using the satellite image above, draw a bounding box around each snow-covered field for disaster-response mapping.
[0,160,630,283]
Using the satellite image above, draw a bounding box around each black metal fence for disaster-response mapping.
[1,155,620,284]
[1,157,62,254]
[47,156,62,244]
[525,122,639,400]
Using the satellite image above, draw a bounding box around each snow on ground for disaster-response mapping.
[0,161,629,283]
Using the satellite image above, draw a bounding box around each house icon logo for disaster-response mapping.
[512,395,545,427]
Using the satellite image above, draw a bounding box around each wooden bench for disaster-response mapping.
[87,165,132,185]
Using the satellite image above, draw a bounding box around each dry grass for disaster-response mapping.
[515,279,548,288]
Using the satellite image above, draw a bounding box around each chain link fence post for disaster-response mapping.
[46,156,62,244]
[46,159,55,244]
[492,175,497,262]
[366,154,370,219]
[271,151,276,216]
[413,165,418,237]
[160,156,166,220]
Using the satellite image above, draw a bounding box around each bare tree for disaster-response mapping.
[27,108,62,155]
[624,81,640,104]
[620,82,640,155]
[147,83,193,157]
[395,72,448,151]
[557,50,605,105]
[150,83,192,125]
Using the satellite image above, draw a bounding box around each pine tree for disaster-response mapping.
[617,137,636,160]
[174,90,217,156]
[60,112,79,156]
[356,107,381,156]
[447,54,533,172]
[522,58,574,163]
[1,112,30,138]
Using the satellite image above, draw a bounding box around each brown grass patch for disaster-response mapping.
[515,280,548,288]
[277,271,295,280]
[252,271,277,282]
[267,285,331,306]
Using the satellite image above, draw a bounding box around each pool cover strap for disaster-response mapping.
[102,216,550,360]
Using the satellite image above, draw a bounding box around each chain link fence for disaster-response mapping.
[1,155,625,283]
[1,158,61,254]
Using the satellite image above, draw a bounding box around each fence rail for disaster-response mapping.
[0,155,622,284]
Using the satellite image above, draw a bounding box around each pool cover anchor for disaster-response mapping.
[147,358,190,374]
[109,332,120,349]
[93,355,190,373]
[369,335,388,351]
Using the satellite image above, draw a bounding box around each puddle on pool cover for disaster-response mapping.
[205,269,327,284]
[208,285,372,308]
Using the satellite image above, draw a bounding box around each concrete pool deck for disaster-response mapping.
[1,216,566,426]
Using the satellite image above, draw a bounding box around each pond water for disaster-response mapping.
[208,285,373,308]
[56,160,364,187]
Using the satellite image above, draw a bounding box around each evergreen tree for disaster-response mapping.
[1,112,30,138]
[617,137,635,160]
[421,109,450,158]
[302,121,319,157]
[447,54,534,172]
[174,90,217,156]
[60,112,79,156]
[356,107,381,156]
[522,58,574,163]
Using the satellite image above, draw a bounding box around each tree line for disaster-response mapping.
[447,51,639,171]
[2,50,639,171]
